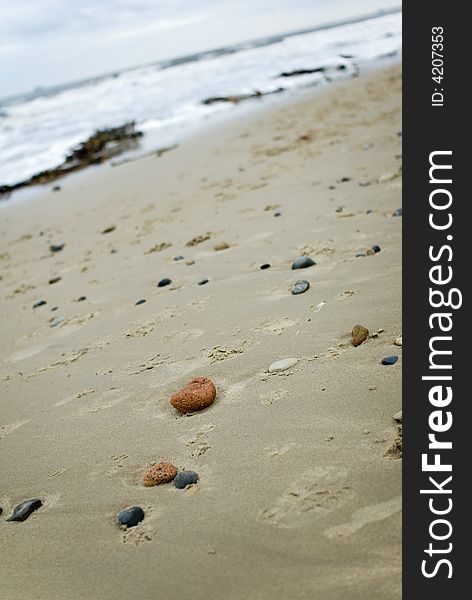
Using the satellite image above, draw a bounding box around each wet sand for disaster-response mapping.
[0,65,402,600]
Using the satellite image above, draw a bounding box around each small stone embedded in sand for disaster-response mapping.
[381,355,398,365]
[174,471,199,489]
[52,185,61,192]
[157,278,172,288]
[291,256,316,270]
[352,325,369,347]
[198,278,209,285]
[274,212,282,217]
[393,208,403,217]
[372,244,381,253]
[7,499,42,522]
[260,263,271,270]
[117,506,144,528]
[378,172,396,183]
[170,377,217,413]
[50,243,64,252]
[33,299,47,308]
[186,233,211,247]
[101,225,116,234]
[48,276,61,284]
[366,248,375,256]
[174,255,185,261]
[143,462,178,487]
[268,358,298,373]
[359,181,371,187]
[394,335,402,346]
[214,242,230,251]
[291,280,310,295]
[77,296,86,302]
[393,410,402,423]
[185,259,195,266]
[50,316,65,328]
[135,299,146,305]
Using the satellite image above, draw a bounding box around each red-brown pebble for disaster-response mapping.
[352,324,369,347]
[143,462,177,487]
[170,377,216,414]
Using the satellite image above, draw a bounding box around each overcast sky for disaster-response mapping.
[0,0,400,98]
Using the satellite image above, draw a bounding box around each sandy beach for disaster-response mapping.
[0,65,402,600]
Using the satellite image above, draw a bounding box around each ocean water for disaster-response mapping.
[0,10,401,189]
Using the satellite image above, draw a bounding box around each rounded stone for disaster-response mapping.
[268,358,298,373]
[143,462,178,487]
[50,243,64,252]
[157,278,172,288]
[260,263,271,270]
[366,248,375,256]
[291,256,316,270]
[174,471,199,489]
[372,245,381,253]
[117,506,144,528]
[77,296,86,302]
[291,280,310,295]
[381,355,399,365]
[393,208,403,217]
[352,325,369,347]
[174,255,185,261]
[355,253,367,258]
[198,278,209,285]
[214,242,230,251]
[33,300,47,308]
[135,298,146,305]
[274,212,282,217]
[170,377,216,414]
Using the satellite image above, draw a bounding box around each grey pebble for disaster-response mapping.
[291,280,310,295]
[33,300,47,308]
[50,316,65,327]
[117,506,144,528]
[158,278,172,287]
[50,243,64,252]
[381,355,399,365]
[291,256,316,270]
[174,471,199,489]
[393,208,403,217]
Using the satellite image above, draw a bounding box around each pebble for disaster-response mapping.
[50,243,64,252]
[394,336,403,346]
[355,253,367,258]
[7,499,42,522]
[268,358,298,373]
[291,280,310,295]
[214,242,230,251]
[174,255,185,261]
[359,181,371,187]
[143,462,178,487]
[274,212,281,217]
[33,300,47,308]
[378,172,396,183]
[52,185,61,192]
[170,377,216,413]
[291,256,316,270]
[174,471,199,489]
[198,278,209,285]
[157,278,172,287]
[381,355,399,365]
[77,296,86,302]
[393,208,403,217]
[366,248,375,256]
[260,263,271,270]
[48,276,61,284]
[101,225,116,234]
[135,299,146,305]
[366,209,373,214]
[50,316,65,328]
[117,506,144,528]
[372,244,381,253]
[352,325,369,347]
[51,306,59,311]
[186,259,195,266]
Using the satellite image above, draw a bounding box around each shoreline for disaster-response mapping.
[0,65,402,600]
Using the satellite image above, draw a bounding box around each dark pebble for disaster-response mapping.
[366,209,373,214]
[291,280,310,295]
[117,506,144,528]
[51,306,59,311]
[339,177,351,183]
[33,300,47,308]
[7,499,42,522]
[355,253,367,258]
[174,471,199,489]
[101,225,116,234]
[292,256,316,270]
[158,278,172,288]
[110,248,118,254]
[260,263,271,270]
[174,255,185,261]
[77,296,86,302]
[52,185,61,192]
[381,355,399,365]
[372,245,381,253]
[274,212,282,217]
[198,278,209,285]
[135,298,146,305]
[329,185,336,190]
[50,243,64,253]
[48,276,61,284]
[393,208,403,217]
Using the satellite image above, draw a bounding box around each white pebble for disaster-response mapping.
[268,358,298,373]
